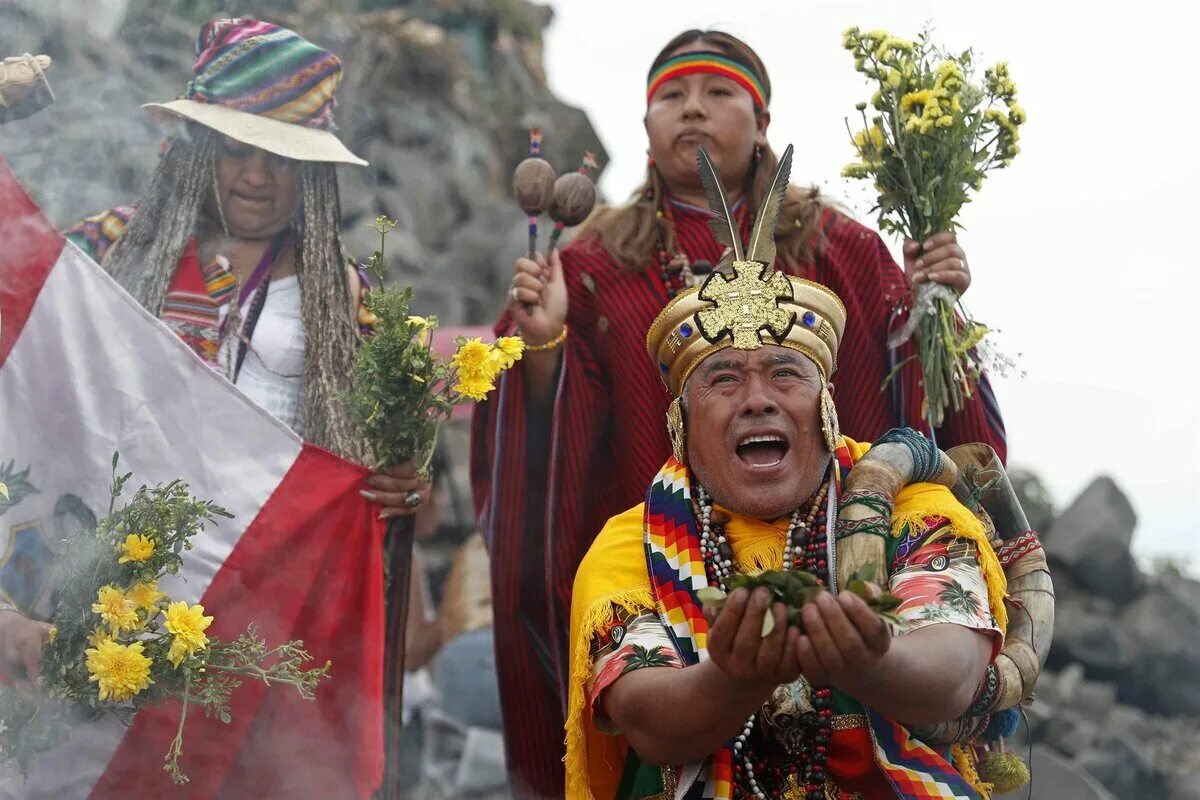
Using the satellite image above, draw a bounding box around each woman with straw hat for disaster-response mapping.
[64,18,426,516]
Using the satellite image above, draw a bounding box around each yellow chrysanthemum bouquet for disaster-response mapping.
[348,216,523,476]
[841,27,1025,426]
[0,455,330,783]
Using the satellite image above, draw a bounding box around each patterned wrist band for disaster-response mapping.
[839,489,894,518]
[834,515,892,541]
[524,324,568,353]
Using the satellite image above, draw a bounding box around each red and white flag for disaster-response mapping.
[0,155,384,797]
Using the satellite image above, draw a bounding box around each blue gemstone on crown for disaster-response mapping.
[680,323,693,338]
[660,362,669,373]
[802,311,817,328]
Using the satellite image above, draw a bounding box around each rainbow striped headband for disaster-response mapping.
[647,51,768,110]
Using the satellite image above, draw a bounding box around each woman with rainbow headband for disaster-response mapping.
[473,30,1006,796]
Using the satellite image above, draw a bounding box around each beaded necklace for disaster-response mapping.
[694,480,834,800]
[655,200,691,299]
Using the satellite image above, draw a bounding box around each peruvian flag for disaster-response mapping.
[0,155,384,797]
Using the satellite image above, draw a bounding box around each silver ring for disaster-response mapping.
[511,286,520,304]
[404,490,421,509]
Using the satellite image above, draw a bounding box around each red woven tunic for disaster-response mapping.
[471,200,1005,797]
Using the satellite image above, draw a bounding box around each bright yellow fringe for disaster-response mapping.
[951,744,994,799]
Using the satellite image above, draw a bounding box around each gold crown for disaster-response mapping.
[645,264,847,396]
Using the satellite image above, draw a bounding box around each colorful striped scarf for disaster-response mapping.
[642,446,849,799]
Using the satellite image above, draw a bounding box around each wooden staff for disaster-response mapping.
[380,515,416,800]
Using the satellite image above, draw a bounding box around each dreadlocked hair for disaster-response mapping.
[293,163,367,463]
[578,29,827,271]
[103,125,216,314]
[102,125,366,462]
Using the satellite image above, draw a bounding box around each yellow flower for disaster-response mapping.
[47,626,57,643]
[866,29,888,43]
[492,337,525,370]
[841,162,877,179]
[1008,103,1027,125]
[885,68,901,89]
[358,307,378,328]
[86,639,153,702]
[407,315,430,330]
[126,580,167,611]
[919,118,935,135]
[874,37,913,60]
[88,626,115,649]
[935,116,954,128]
[92,585,140,632]
[451,338,502,401]
[165,601,213,668]
[900,89,933,117]
[852,125,886,161]
[453,372,496,402]
[451,338,494,377]
[934,61,965,92]
[118,533,155,564]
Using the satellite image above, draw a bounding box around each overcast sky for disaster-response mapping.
[542,0,1200,568]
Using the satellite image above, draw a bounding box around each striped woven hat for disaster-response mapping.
[144,18,366,166]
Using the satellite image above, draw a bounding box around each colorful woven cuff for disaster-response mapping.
[834,516,892,541]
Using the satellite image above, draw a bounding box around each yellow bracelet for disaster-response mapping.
[524,324,569,353]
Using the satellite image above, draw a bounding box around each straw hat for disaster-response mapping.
[143,18,366,166]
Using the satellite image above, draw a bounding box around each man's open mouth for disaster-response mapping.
[736,434,789,468]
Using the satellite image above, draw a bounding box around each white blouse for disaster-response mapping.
[217,276,306,436]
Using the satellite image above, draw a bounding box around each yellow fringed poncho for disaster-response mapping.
[563,438,1008,800]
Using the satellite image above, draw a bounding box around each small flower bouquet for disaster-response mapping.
[841,27,1025,426]
[0,455,330,783]
[347,216,523,476]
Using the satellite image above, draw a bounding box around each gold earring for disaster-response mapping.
[820,385,841,453]
[667,397,686,463]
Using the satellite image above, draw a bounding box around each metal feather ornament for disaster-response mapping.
[693,143,800,350]
[696,146,743,269]
[745,143,793,268]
